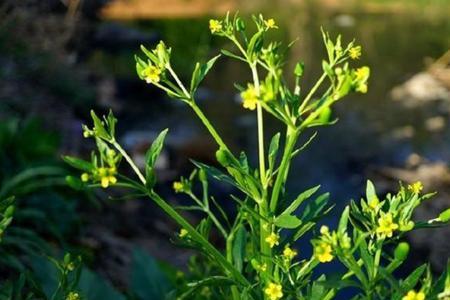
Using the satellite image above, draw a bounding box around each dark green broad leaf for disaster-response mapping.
[281,185,321,216]
[274,214,302,229]
[232,225,247,272]
[190,54,221,94]
[130,248,173,300]
[65,175,84,191]
[301,192,330,222]
[192,161,237,188]
[78,268,125,300]
[63,156,93,172]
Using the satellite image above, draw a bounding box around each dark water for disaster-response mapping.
[94,3,450,201]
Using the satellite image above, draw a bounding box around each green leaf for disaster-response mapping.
[301,193,330,222]
[275,214,302,229]
[232,225,247,272]
[338,206,350,235]
[130,248,173,300]
[90,110,110,140]
[63,156,93,172]
[140,44,158,63]
[322,60,333,78]
[78,268,125,300]
[281,185,321,216]
[401,264,426,290]
[145,129,169,171]
[247,31,264,59]
[268,133,280,172]
[221,49,246,62]
[190,54,221,94]
[65,175,84,190]
[366,180,377,203]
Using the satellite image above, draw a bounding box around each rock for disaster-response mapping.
[391,72,450,108]
[425,116,446,132]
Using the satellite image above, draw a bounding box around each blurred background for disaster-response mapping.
[0,0,449,297]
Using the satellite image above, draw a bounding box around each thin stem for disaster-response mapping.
[251,65,266,184]
[112,141,146,185]
[166,64,190,98]
[188,192,228,239]
[189,102,228,151]
[250,64,272,276]
[298,73,327,114]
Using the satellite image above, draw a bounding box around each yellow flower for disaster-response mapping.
[98,167,117,188]
[349,46,362,60]
[179,228,188,238]
[314,241,333,263]
[265,232,280,248]
[355,66,370,81]
[241,85,258,110]
[356,83,368,94]
[408,181,423,194]
[283,246,298,260]
[142,65,162,84]
[264,282,283,300]
[264,18,278,29]
[81,173,90,182]
[376,212,399,238]
[209,19,223,33]
[66,292,80,300]
[173,181,183,193]
[402,290,425,300]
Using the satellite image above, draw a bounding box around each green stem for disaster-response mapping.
[250,64,272,275]
[298,72,327,114]
[113,139,250,290]
[149,192,250,288]
[269,127,299,212]
[112,141,146,185]
[166,65,190,98]
[189,102,228,151]
[226,231,240,300]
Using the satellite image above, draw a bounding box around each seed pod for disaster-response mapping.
[198,168,207,182]
[215,148,232,167]
[438,208,450,222]
[394,242,410,261]
[235,17,245,31]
